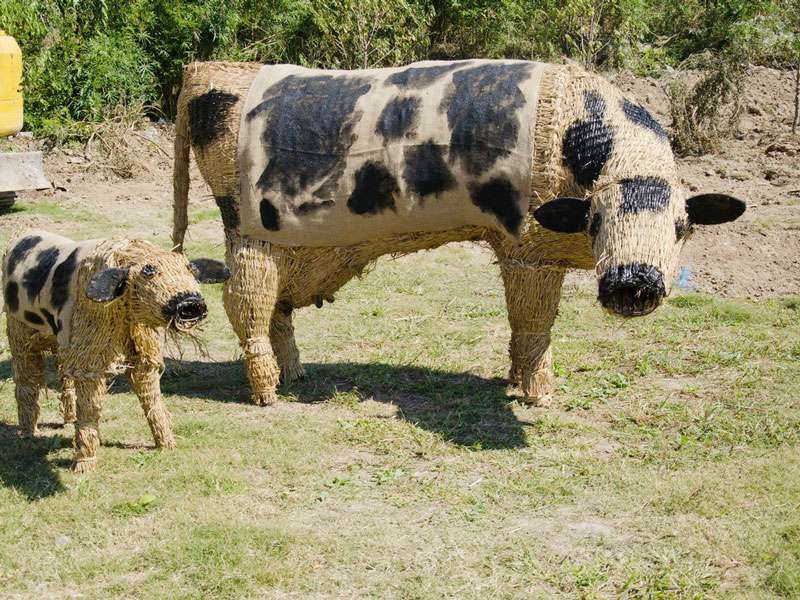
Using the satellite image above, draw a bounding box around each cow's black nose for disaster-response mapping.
[598,263,666,317]
[165,292,207,327]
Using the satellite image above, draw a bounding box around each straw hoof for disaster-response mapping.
[521,391,553,408]
[155,437,177,450]
[252,390,277,406]
[280,361,306,384]
[72,458,97,474]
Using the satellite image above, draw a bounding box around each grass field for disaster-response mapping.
[0,225,799,598]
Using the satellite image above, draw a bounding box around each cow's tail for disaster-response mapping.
[172,67,192,253]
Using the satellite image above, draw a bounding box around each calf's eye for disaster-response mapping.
[141,264,158,278]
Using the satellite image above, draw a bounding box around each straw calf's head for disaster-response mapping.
[534,75,745,316]
[86,241,229,330]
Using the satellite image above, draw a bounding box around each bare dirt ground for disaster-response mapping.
[6,66,799,300]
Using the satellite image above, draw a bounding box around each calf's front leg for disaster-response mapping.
[73,376,107,473]
[499,261,566,407]
[270,308,305,383]
[7,319,46,436]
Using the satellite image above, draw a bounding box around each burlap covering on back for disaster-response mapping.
[239,60,547,247]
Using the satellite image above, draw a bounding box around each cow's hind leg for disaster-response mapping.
[58,359,77,425]
[270,308,305,383]
[499,261,566,407]
[224,237,281,405]
[7,319,46,436]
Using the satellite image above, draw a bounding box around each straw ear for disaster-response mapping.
[533,197,590,233]
[190,258,230,284]
[686,194,746,225]
[86,268,129,302]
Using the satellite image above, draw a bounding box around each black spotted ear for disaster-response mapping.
[533,197,591,233]
[686,194,746,225]
[190,258,230,284]
[86,268,129,302]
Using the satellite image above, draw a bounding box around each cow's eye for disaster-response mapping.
[141,264,158,278]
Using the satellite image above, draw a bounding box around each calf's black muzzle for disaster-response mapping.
[598,263,666,317]
[164,291,208,330]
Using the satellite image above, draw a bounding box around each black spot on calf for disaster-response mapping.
[347,161,399,215]
[563,90,614,186]
[23,310,44,326]
[675,218,690,240]
[622,99,668,139]
[589,212,602,238]
[4,281,19,312]
[376,96,420,141]
[470,177,523,235]
[51,248,79,311]
[23,247,59,301]
[260,199,281,231]
[188,89,239,148]
[442,63,533,176]
[296,199,335,214]
[215,196,240,230]
[386,63,463,88]
[247,74,371,198]
[403,141,456,198]
[620,176,671,215]
[41,308,60,335]
[5,235,42,276]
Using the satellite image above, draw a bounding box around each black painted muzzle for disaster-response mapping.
[598,263,666,317]
[164,291,208,330]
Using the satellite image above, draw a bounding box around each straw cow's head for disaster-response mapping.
[534,75,745,317]
[86,241,229,330]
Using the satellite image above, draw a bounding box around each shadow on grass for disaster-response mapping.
[161,359,527,450]
[0,423,69,500]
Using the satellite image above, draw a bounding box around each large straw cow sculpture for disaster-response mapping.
[173,60,745,407]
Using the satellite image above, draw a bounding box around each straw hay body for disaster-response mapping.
[173,61,685,406]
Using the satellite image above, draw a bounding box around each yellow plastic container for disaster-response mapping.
[0,30,24,137]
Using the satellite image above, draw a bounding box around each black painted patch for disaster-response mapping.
[188,89,239,148]
[470,177,523,234]
[247,74,371,198]
[376,96,420,141]
[23,310,44,326]
[260,198,281,231]
[675,218,690,240]
[214,196,240,230]
[598,262,666,317]
[403,141,456,198]
[4,281,19,312]
[22,247,59,301]
[5,235,42,276]
[41,308,59,335]
[51,248,79,311]
[589,212,602,237]
[296,199,335,214]
[86,268,128,302]
[620,176,671,215]
[347,161,399,215]
[442,63,533,176]
[622,99,668,139]
[562,90,614,186]
[386,63,463,88]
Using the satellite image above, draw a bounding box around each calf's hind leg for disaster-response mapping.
[270,308,305,383]
[7,319,46,435]
[224,237,281,405]
[499,262,566,407]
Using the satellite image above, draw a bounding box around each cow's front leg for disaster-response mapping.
[499,261,566,407]
[270,307,305,383]
[72,376,107,473]
[127,327,175,449]
[224,238,281,406]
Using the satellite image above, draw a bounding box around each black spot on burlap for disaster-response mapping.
[4,281,19,312]
[470,177,523,235]
[442,63,533,176]
[386,63,464,88]
[675,218,690,241]
[188,89,239,148]
[296,199,335,214]
[23,310,44,326]
[403,141,456,198]
[41,308,60,335]
[51,248,79,311]
[23,247,59,301]
[5,235,42,276]
[622,98,668,139]
[247,74,372,198]
[214,196,240,230]
[563,90,614,186]
[260,198,281,231]
[347,161,399,215]
[620,176,671,215]
[376,96,421,141]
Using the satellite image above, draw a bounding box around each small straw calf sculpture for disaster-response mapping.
[2,231,228,472]
[173,60,745,407]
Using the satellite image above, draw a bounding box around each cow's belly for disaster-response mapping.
[239,60,548,247]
